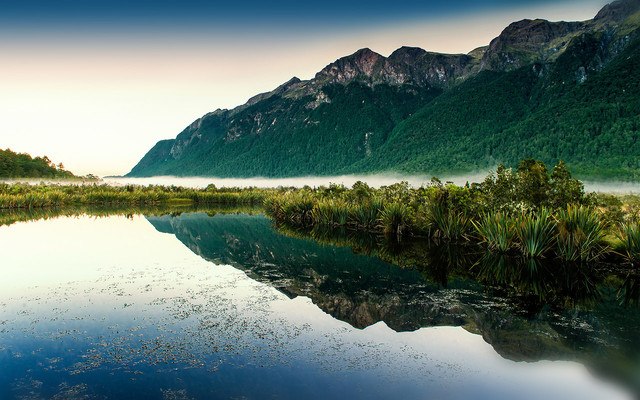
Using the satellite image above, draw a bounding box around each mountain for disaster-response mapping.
[128,0,640,179]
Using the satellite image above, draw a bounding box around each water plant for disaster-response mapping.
[514,208,555,258]
[555,205,607,262]
[429,204,470,241]
[349,198,384,230]
[311,199,351,227]
[379,202,411,236]
[473,212,516,253]
[616,222,640,267]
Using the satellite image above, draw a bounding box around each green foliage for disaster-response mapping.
[428,204,470,242]
[350,197,384,229]
[515,209,556,258]
[549,161,585,209]
[129,82,440,178]
[473,213,516,253]
[0,183,266,210]
[0,149,78,179]
[379,203,411,236]
[617,222,640,267]
[479,160,585,211]
[555,205,608,262]
[312,199,351,227]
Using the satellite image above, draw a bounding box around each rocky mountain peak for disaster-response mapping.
[480,18,584,70]
[315,48,385,83]
[594,0,640,22]
[388,46,428,63]
[490,19,583,52]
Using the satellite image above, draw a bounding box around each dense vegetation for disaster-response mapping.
[0,183,267,209]
[263,160,640,268]
[5,159,640,270]
[0,148,80,179]
[129,9,640,180]
[359,30,640,178]
[129,83,440,177]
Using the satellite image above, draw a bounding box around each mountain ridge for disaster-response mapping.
[128,0,640,179]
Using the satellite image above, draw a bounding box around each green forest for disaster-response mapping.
[0,148,77,179]
[128,13,640,180]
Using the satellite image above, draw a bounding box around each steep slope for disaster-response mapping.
[128,0,640,179]
[127,46,476,177]
[357,12,640,178]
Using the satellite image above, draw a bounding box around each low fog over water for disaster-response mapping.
[104,173,492,189]
[105,174,640,194]
[5,174,640,194]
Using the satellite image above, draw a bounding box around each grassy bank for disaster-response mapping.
[3,159,640,271]
[263,160,640,269]
[0,183,268,209]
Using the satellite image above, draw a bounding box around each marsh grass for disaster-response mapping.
[617,222,640,267]
[312,199,351,227]
[555,205,608,262]
[379,202,411,236]
[473,213,516,253]
[350,198,384,230]
[0,183,266,210]
[429,205,470,242]
[515,208,555,258]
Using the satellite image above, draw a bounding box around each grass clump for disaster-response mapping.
[555,205,608,262]
[515,208,555,258]
[379,203,411,236]
[617,222,640,268]
[473,212,516,253]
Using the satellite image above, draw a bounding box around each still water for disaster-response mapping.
[0,211,638,399]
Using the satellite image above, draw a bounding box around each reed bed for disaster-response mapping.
[263,186,620,264]
[0,183,267,210]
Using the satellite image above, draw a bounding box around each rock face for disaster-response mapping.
[480,19,585,70]
[127,0,640,179]
[595,0,640,22]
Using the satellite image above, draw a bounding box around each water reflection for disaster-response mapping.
[146,212,640,393]
[0,209,637,399]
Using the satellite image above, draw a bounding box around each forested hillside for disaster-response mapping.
[128,0,640,179]
[0,149,77,179]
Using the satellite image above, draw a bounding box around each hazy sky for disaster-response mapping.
[0,0,609,176]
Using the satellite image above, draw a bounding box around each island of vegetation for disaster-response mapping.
[1,159,639,272]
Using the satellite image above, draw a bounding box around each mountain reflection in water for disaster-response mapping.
[147,212,640,392]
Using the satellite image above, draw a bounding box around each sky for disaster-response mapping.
[0,0,610,176]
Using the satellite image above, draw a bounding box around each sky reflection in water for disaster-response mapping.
[0,214,633,399]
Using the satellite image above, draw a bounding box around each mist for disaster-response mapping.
[104,171,492,189]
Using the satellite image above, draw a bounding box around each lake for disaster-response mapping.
[0,209,638,399]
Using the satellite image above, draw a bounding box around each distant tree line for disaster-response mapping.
[0,148,76,179]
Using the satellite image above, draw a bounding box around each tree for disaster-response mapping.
[516,159,550,208]
[549,160,584,208]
